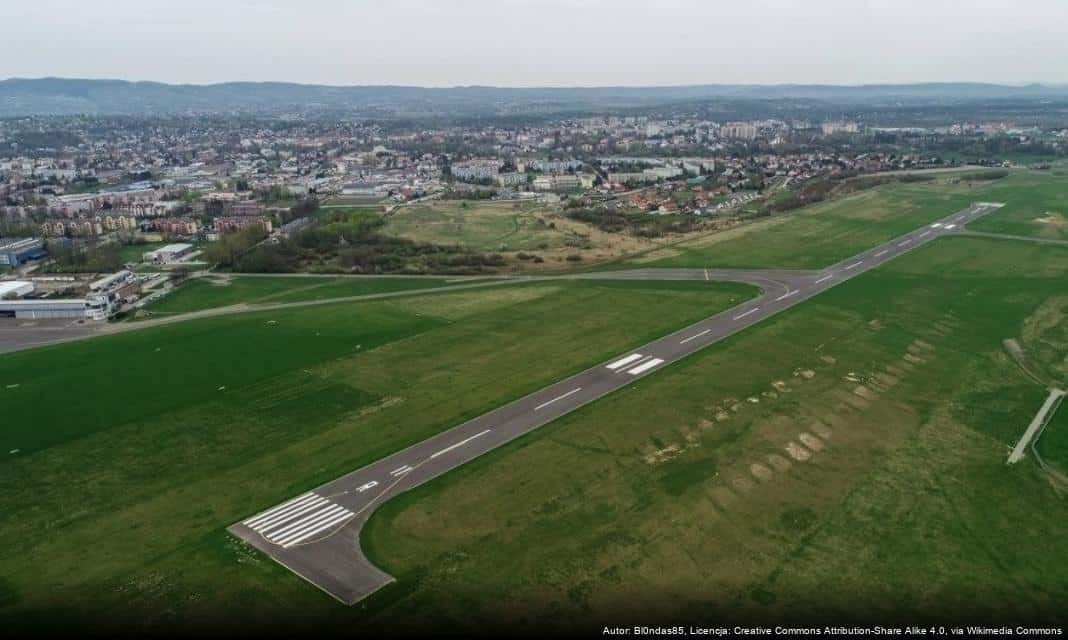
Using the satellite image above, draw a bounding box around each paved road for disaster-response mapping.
[229,202,1004,604]
[1007,388,1066,464]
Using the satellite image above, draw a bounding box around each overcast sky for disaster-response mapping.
[3,0,1067,86]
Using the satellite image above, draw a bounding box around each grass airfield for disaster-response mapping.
[2,170,1068,632]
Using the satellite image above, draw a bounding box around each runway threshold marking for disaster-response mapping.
[534,387,583,411]
[844,261,863,271]
[627,358,664,375]
[431,429,492,458]
[245,495,327,531]
[243,493,316,527]
[774,290,798,302]
[680,328,711,344]
[606,353,643,370]
[733,308,760,321]
[814,275,833,285]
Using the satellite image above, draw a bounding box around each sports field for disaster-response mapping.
[0,278,754,631]
[360,236,1068,631]
[142,275,451,314]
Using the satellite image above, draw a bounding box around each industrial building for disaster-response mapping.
[0,281,34,299]
[0,295,112,321]
[0,238,47,267]
[143,243,194,264]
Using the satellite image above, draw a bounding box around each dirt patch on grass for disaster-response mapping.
[767,454,792,472]
[785,442,812,461]
[750,463,774,482]
[810,422,834,439]
[799,432,825,452]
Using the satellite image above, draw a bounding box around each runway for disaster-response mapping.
[228,202,1003,604]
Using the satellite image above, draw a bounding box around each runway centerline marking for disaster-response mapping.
[430,429,493,458]
[898,240,912,247]
[919,230,931,238]
[874,249,888,257]
[627,358,664,375]
[774,290,798,302]
[535,387,583,411]
[734,308,760,321]
[680,328,712,344]
[844,261,863,271]
[606,353,643,370]
[815,275,833,284]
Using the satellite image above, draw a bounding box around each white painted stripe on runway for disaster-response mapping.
[281,510,357,548]
[534,387,583,412]
[944,224,956,229]
[874,249,888,257]
[627,358,664,375]
[680,328,711,344]
[898,240,912,247]
[606,353,643,370]
[243,493,314,526]
[844,261,863,271]
[774,290,798,302]
[271,505,351,545]
[431,429,492,458]
[931,223,943,228]
[390,465,412,477]
[733,307,760,320]
[267,504,347,541]
[815,274,833,284]
[356,481,378,492]
[246,495,324,530]
[254,497,330,533]
[919,230,931,237]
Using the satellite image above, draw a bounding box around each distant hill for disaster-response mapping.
[2,78,1067,117]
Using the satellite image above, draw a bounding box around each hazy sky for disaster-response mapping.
[3,0,1067,86]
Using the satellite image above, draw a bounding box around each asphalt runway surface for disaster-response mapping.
[229,202,1004,604]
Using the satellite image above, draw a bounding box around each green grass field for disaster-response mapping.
[0,278,755,631]
[964,171,1068,241]
[383,201,583,252]
[359,236,1068,632]
[1036,403,1068,473]
[142,275,452,314]
[626,171,1065,270]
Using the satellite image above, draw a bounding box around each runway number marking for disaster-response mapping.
[534,387,583,411]
[390,465,412,477]
[356,481,379,492]
[430,429,492,458]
